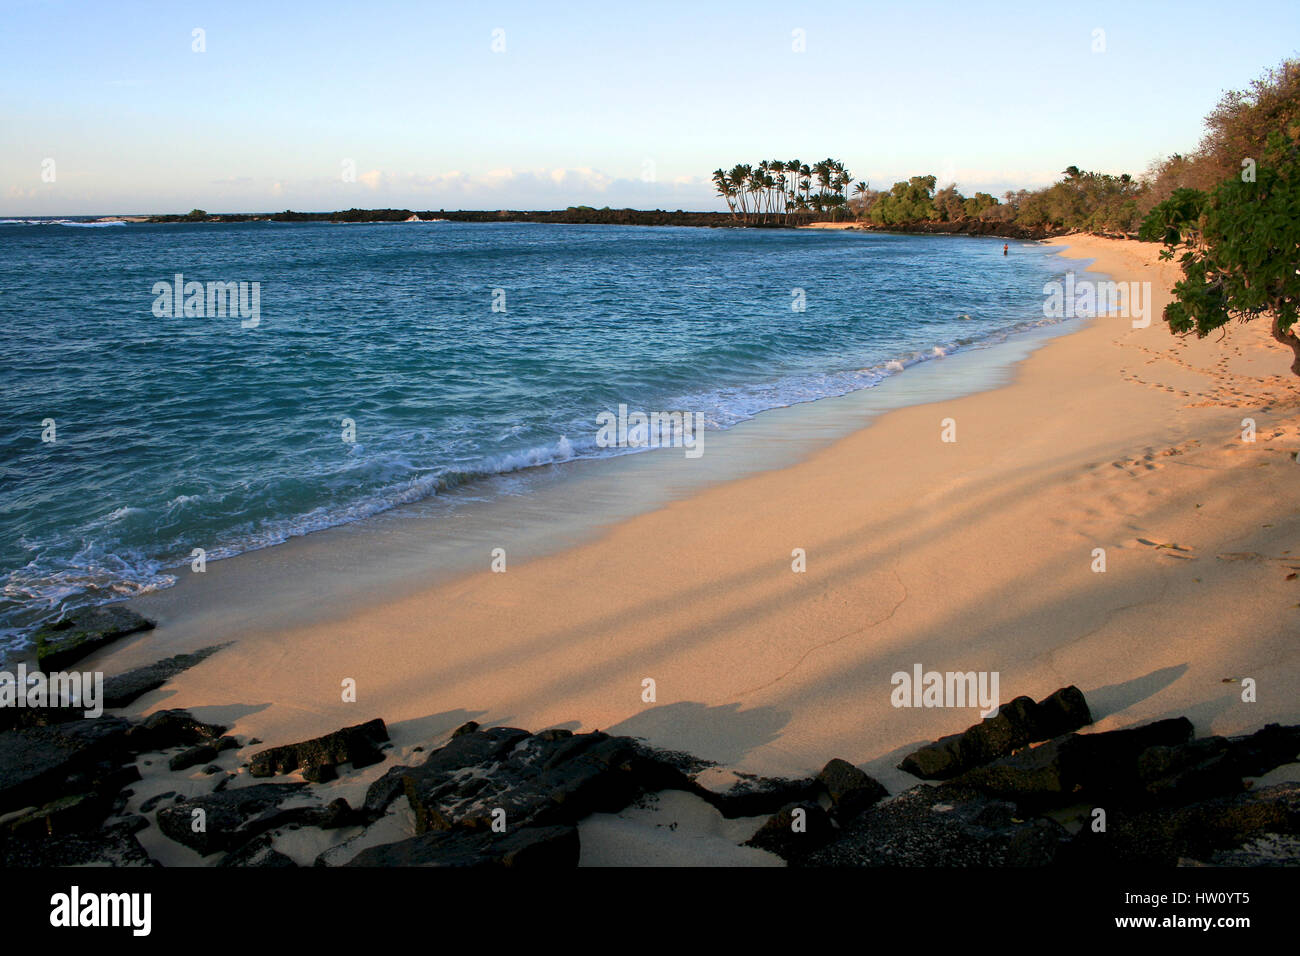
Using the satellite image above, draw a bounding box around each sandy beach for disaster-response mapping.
[84,234,1300,864]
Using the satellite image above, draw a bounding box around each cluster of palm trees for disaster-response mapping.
[711,158,865,224]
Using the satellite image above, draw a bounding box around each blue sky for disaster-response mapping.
[3,0,1297,215]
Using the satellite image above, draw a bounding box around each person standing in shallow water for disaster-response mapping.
[1003,243,1008,256]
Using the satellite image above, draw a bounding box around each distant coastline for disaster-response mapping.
[80,207,1062,239]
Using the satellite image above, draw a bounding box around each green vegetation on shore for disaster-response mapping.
[709,59,1297,241]
[710,159,857,224]
[704,58,1300,376]
[1141,135,1300,375]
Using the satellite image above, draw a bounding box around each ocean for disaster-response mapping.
[0,218,1074,651]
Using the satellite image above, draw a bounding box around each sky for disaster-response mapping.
[2,0,1298,215]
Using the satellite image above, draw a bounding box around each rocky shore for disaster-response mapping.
[1,608,1296,867]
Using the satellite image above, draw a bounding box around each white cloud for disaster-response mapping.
[349,166,621,198]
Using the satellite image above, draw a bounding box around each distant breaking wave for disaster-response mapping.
[0,218,127,227]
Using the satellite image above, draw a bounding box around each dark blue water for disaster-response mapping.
[0,219,1069,649]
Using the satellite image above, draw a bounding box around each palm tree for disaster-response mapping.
[712,169,736,218]
[713,156,870,224]
[770,160,785,221]
[785,160,801,223]
[730,164,751,221]
[816,160,834,214]
[830,167,845,219]
[852,180,869,218]
[746,167,764,224]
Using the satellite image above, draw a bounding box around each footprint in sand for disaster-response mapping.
[1216,553,1300,574]
[1111,445,1189,475]
[1111,459,1160,474]
[1134,537,1196,559]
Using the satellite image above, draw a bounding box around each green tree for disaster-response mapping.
[1141,134,1300,377]
[1137,188,1206,246]
[1196,59,1300,184]
[871,175,938,224]
[933,184,966,221]
[963,192,1000,218]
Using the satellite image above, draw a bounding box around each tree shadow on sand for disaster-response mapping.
[607,700,790,766]
[1084,664,1188,722]
[365,708,488,749]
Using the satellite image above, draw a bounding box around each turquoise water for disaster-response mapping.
[0,220,1069,649]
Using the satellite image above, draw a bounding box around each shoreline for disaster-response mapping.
[99,311,1084,643]
[1,231,1082,657]
[56,234,1300,864]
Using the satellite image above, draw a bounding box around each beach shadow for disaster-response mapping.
[119,687,182,712]
[388,424,1193,724]
[373,708,488,748]
[1146,692,1238,737]
[607,700,790,766]
[180,700,271,728]
[540,719,584,732]
[1084,664,1188,721]
[861,738,935,783]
